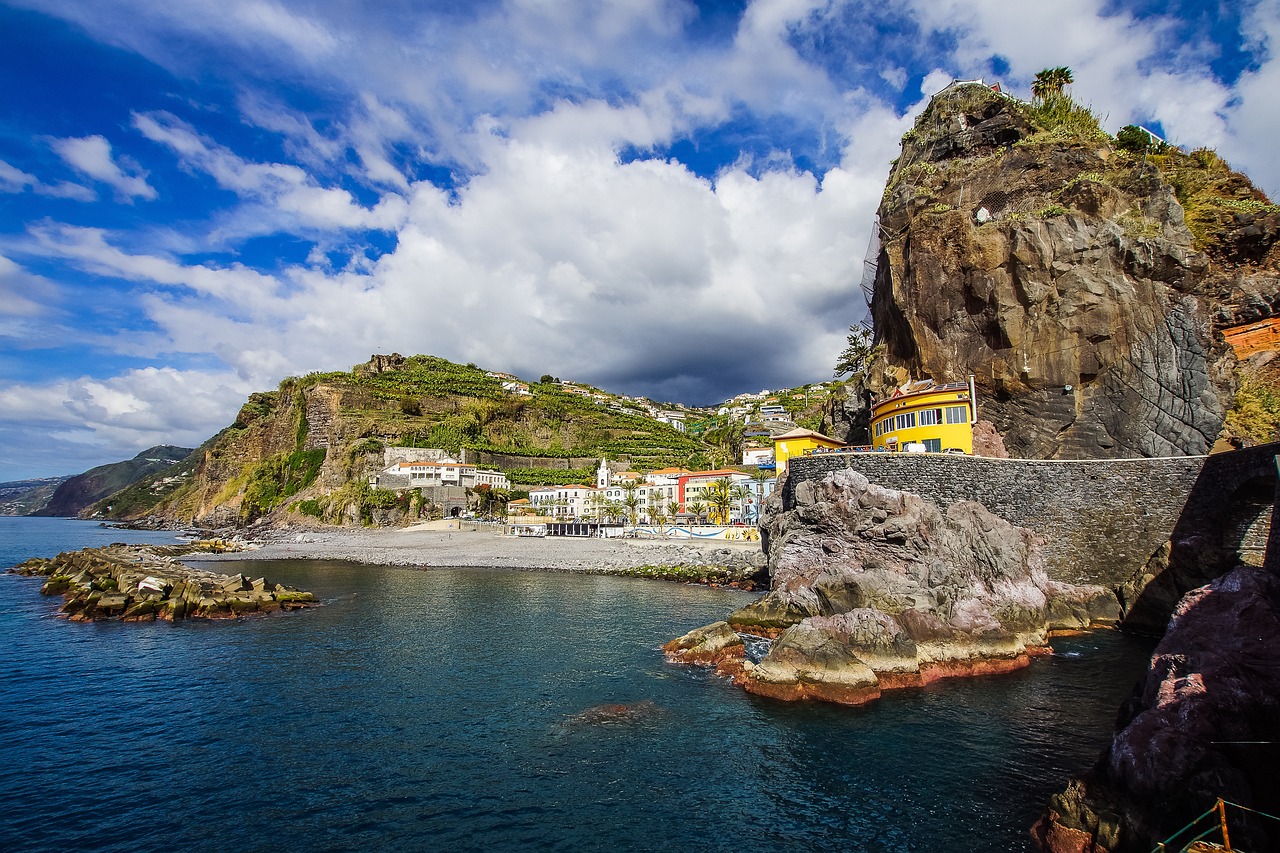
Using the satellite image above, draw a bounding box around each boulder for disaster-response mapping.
[673,468,1112,706]
[661,621,744,666]
[742,621,881,706]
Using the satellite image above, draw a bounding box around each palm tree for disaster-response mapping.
[731,483,753,523]
[687,499,707,525]
[622,483,641,527]
[667,500,681,525]
[1031,66,1073,101]
[707,478,733,525]
[590,491,609,521]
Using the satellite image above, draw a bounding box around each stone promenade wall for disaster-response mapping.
[786,445,1278,589]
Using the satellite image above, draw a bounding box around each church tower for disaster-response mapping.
[596,458,610,489]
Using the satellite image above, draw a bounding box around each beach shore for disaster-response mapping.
[184,523,769,577]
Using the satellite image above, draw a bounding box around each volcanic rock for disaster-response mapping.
[679,468,1117,705]
[1032,564,1280,852]
[833,83,1280,457]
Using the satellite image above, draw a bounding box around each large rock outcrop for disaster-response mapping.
[842,83,1280,458]
[665,469,1118,705]
[1032,563,1280,852]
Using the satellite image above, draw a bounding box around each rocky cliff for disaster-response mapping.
[841,83,1280,458]
[1032,563,1280,852]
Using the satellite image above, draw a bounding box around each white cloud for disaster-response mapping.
[50,135,158,201]
[0,254,59,319]
[133,111,409,233]
[0,158,96,201]
[0,366,254,475]
[1219,1,1280,194]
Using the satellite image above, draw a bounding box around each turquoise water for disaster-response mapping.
[0,518,1155,852]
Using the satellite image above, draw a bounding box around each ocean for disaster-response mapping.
[0,517,1154,852]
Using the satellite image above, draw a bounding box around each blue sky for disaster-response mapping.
[1,0,1277,480]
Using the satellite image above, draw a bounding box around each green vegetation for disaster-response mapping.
[503,467,596,485]
[1224,372,1280,446]
[240,448,327,520]
[1146,146,1280,250]
[834,325,882,383]
[1116,124,1157,154]
[1024,94,1108,145]
[1031,66,1073,101]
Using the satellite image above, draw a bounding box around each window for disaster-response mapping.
[945,405,969,424]
[923,438,941,452]
[919,408,942,426]
[894,412,916,431]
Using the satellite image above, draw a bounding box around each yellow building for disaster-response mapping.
[871,379,975,453]
[773,428,845,476]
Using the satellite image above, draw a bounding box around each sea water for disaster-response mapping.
[0,517,1154,852]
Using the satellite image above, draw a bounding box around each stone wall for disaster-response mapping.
[785,443,1279,590]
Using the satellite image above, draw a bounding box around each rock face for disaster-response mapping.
[1032,564,1280,852]
[669,469,1118,706]
[10,543,318,621]
[842,83,1280,458]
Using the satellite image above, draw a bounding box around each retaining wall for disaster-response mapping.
[785,444,1279,589]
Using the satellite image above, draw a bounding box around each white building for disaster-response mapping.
[379,460,509,490]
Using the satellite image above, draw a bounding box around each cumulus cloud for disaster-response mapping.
[50,135,157,201]
[2,0,1276,481]
[133,111,409,234]
[0,366,255,478]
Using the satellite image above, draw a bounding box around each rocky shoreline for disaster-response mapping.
[10,540,319,621]
[665,469,1120,706]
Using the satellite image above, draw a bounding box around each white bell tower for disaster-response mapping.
[596,458,610,489]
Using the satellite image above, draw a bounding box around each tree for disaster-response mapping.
[834,325,882,381]
[1116,124,1154,154]
[707,478,733,525]
[399,395,421,416]
[687,499,707,525]
[731,483,753,523]
[588,491,609,523]
[622,483,641,526]
[1031,66,1073,101]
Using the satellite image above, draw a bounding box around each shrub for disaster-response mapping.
[1115,124,1152,154]
[400,396,421,416]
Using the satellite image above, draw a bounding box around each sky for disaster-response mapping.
[1,0,1277,480]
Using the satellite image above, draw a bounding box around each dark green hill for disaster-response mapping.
[33,445,192,517]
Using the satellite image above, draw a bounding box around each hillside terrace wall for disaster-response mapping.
[785,445,1279,589]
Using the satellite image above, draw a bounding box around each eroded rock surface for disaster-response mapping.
[1032,564,1280,852]
[669,469,1118,706]
[830,84,1280,457]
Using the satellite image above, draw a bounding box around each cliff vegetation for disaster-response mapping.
[91,354,710,527]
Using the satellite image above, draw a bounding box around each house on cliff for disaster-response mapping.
[871,379,976,454]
